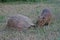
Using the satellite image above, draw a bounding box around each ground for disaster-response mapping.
[0,2,60,40]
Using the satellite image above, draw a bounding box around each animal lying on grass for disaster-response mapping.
[6,14,35,30]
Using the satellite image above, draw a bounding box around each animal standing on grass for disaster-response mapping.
[36,8,52,27]
[6,14,34,30]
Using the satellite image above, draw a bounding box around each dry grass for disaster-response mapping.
[0,3,60,40]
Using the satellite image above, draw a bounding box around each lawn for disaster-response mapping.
[0,1,60,40]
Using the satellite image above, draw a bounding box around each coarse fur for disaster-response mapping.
[36,8,52,27]
[7,14,34,30]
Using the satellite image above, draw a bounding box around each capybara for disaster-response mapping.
[7,14,34,30]
[36,9,52,26]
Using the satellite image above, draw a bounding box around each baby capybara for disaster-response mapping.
[7,14,34,30]
[36,9,52,26]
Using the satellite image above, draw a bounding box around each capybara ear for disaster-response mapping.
[37,8,52,27]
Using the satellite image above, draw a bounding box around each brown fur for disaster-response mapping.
[6,14,34,30]
[37,9,52,27]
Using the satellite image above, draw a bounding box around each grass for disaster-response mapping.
[0,16,6,23]
[0,1,60,40]
[1,0,47,2]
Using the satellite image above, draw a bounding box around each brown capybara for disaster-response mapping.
[36,9,52,27]
[7,14,34,30]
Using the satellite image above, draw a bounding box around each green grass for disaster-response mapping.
[0,1,60,40]
[0,16,6,23]
[1,0,47,2]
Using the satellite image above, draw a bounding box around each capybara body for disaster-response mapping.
[7,14,34,30]
[37,9,52,26]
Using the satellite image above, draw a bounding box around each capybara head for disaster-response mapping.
[37,8,52,27]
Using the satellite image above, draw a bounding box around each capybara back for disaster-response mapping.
[7,14,34,30]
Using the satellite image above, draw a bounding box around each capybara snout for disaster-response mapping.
[37,9,52,26]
